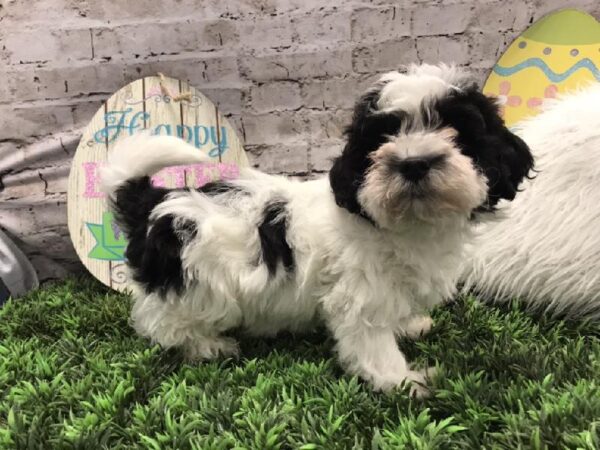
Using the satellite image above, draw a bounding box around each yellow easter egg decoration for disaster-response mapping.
[484,9,600,127]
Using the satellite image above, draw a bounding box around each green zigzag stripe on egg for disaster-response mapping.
[493,58,600,82]
[522,9,600,45]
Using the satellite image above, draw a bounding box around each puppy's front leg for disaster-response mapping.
[399,314,433,340]
[331,319,430,396]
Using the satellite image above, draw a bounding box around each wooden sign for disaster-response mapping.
[483,9,600,127]
[67,75,249,292]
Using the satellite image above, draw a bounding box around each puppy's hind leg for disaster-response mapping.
[330,318,432,396]
[180,334,239,361]
[131,291,241,360]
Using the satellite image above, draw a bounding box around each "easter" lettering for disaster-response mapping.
[81,161,239,198]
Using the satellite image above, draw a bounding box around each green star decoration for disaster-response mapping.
[86,212,127,261]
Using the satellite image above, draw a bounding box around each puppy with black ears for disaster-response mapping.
[101,64,533,395]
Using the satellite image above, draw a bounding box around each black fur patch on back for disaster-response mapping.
[257,201,294,276]
[112,177,237,296]
[127,214,197,297]
[112,176,169,237]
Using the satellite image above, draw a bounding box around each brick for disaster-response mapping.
[224,114,246,143]
[412,3,475,36]
[353,39,418,73]
[249,82,302,113]
[293,10,351,44]
[240,47,353,81]
[246,143,309,173]
[1,162,69,201]
[92,19,239,59]
[472,1,532,32]
[309,140,344,172]
[0,197,67,237]
[0,132,80,176]
[416,36,470,65]
[6,63,125,102]
[0,100,99,140]
[306,109,352,142]
[80,0,346,22]
[122,53,242,86]
[531,0,598,21]
[0,141,25,177]
[0,171,45,201]
[184,55,242,85]
[367,0,429,4]
[199,88,246,115]
[1,0,92,26]
[238,16,294,49]
[301,77,362,110]
[468,32,512,68]
[468,67,492,87]
[4,28,92,64]
[351,7,411,43]
[29,198,70,230]
[241,112,306,146]
[6,55,241,103]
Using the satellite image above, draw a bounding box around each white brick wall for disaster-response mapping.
[1,0,598,281]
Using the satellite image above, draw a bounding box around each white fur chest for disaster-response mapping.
[299,207,471,328]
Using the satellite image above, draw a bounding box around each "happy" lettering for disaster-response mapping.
[93,109,229,157]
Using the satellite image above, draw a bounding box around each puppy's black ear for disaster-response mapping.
[329,85,405,217]
[477,98,534,207]
[476,130,533,205]
[437,87,534,210]
[502,129,535,191]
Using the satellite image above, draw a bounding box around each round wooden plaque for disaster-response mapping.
[67,75,249,292]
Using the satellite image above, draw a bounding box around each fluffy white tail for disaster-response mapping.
[100,132,212,199]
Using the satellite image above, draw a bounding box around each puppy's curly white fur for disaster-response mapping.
[101,64,533,393]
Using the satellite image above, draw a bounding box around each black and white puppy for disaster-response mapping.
[101,64,533,394]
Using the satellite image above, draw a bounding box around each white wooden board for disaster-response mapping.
[67,75,249,292]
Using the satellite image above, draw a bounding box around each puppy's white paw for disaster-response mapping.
[184,336,239,361]
[373,366,436,397]
[405,366,437,398]
[402,315,433,340]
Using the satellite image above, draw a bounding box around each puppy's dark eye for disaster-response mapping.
[437,102,486,140]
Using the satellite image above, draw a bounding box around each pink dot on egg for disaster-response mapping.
[499,81,511,95]
[545,85,558,98]
[507,96,522,107]
[527,97,543,108]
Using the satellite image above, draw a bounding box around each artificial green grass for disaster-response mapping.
[0,278,599,449]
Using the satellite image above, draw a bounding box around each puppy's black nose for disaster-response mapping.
[398,154,445,182]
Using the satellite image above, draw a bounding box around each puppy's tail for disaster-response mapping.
[100,132,212,235]
[100,132,211,200]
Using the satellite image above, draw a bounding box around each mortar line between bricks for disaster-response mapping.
[0,193,66,205]
[0,162,72,179]
[2,94,111,108]
[89,28,95,60]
